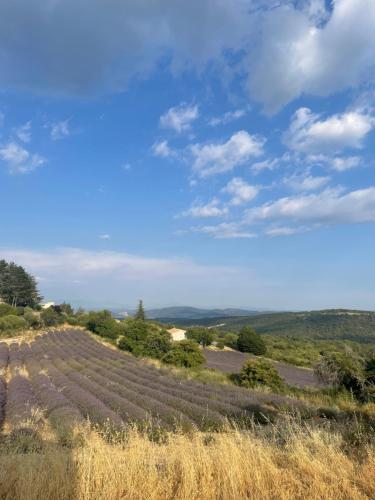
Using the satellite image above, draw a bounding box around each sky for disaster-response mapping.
[1,0,375,310]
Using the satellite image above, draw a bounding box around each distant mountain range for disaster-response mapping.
[146,306,261,320]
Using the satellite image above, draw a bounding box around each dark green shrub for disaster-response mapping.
[315,353,365,399]
[236,358,283,389]
[223,332,238,349]
[0,303,17,317]
[41,307,64,327]
[118,336,144,356]
[364,357,375,384]
[142,330,172,359]
[162,340,205,368]
[186,327,215,346]
[86,310,113,332]
[66,316,79,326]
[95,318,120,339]
[0,315,28,332]
[23,310,42,329]
[237,326,266,355]
[119,318,149,342]
[216,340,225,350]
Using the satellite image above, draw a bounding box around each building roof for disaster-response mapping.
[167,327,187,335]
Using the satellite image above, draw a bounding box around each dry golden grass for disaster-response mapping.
[0,422,374,500]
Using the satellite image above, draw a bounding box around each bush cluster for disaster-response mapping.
[234,358,283,390]
[315,353,375,402]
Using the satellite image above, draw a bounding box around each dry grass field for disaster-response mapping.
[0,423,374,500]
[0,329,374,500]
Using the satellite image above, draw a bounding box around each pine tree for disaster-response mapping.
[0,259,42,308]
[134,300,145,322]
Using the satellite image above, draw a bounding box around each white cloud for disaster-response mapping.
[0,141,46,174]
[160,104,198,133]
[283,172,330,192]
[209,109,247,127]
[152,140,175,158]
[121,163,132,171]
[181,198,228,218]
[50,120,70,140]
[0,246,254,286]
[330,156,361,172]
[222,177,258,205]
[247,0,375,112]
[191,222,256,239]
[191,130,265,177]
[99,234,110,240]
[251,157,280,174]
[246,186,375,226]
[284,108,374,154]
[264,226,304,237]
[15,121,32,143]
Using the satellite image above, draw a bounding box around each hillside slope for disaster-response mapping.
[147,306,259,320]
[158,309,375,342]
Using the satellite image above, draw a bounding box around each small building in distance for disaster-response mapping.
[41,301,55,309]
[167,327,187,342]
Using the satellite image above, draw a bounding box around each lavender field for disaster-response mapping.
[0,329,304,433]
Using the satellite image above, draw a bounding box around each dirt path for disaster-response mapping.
[203,349,326,389]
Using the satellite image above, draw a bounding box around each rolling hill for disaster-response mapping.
[146,306,260,320]
[157,309,375,343]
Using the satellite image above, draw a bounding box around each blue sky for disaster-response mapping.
[1,0,375,310]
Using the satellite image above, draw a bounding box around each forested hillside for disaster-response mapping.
[158,310,375,343]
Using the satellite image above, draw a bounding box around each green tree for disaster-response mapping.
[0,259,42,308]
[237,326,266,355]
[120,318,149,342]
[134,300,145,322]
[85,310,120,339]
[162,340,205,368]
[142,330,172,359]
[186,327,215,346]
[236,358,283,389]
[223,332,238,349]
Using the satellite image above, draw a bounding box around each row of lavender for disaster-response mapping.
[2,330,304,432]
[0,343,8,426]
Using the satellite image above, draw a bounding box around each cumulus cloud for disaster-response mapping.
[222,177,258,205]
[247,0,375,112]
[15,121,32,143]
[329,156,361,172]
[209,109,247,127]
[152,140,175,158]
[283,172,330,192]
[246,186,375,226]
[284,108,374,154]
[191,222,256,239]
[0,1,252,97]
[191,130,265,177]
[264,226,304,237]
[160,104,199,133]
[50,120,70,141]
[181,198,228,218]
[0,141,46,174]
